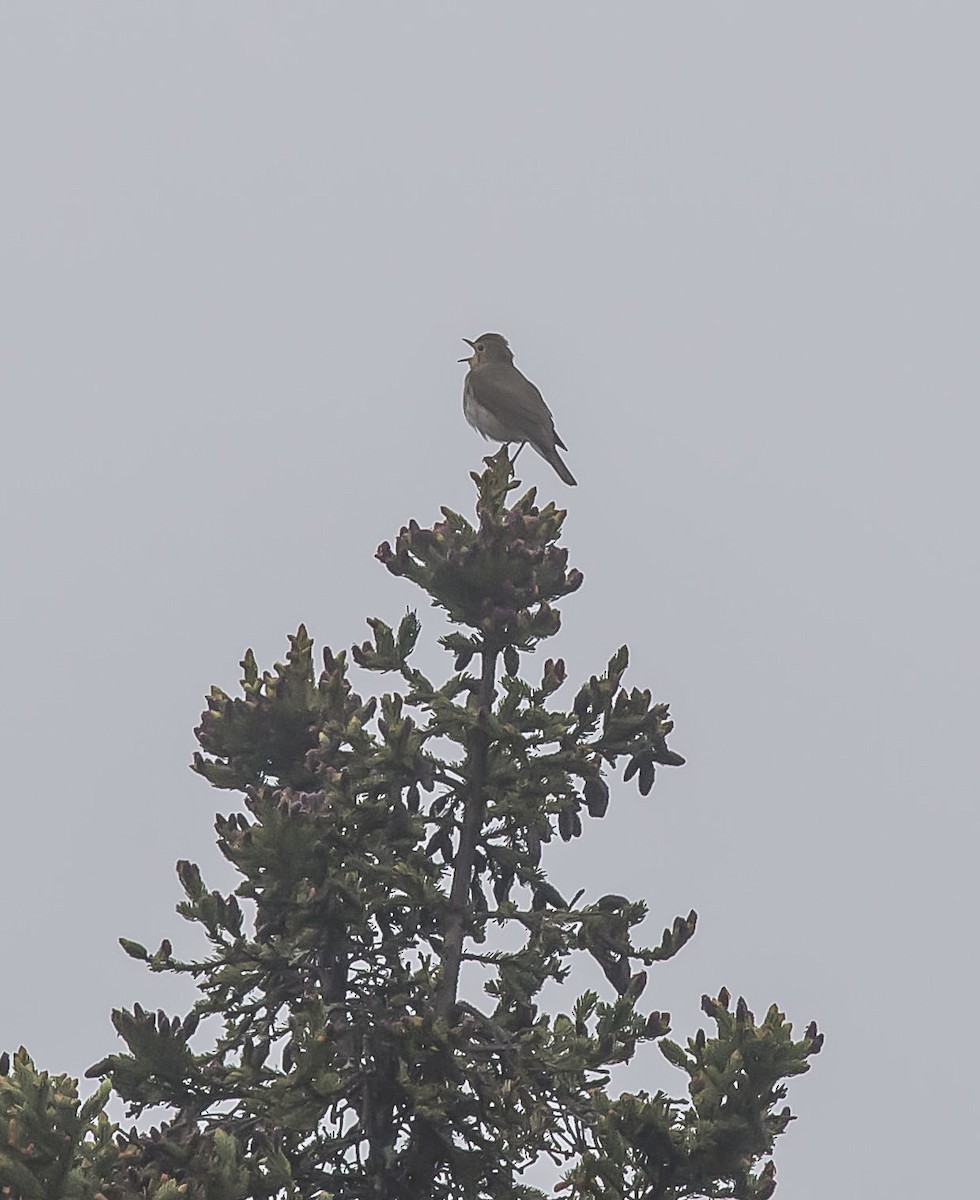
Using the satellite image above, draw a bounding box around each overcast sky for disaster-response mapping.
[2,4,978,1196]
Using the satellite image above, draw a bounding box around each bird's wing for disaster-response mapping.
[467,365,556,444]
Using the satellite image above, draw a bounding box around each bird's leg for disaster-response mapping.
[509,442,527,465]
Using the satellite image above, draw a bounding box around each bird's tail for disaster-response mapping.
[538,442,577,487]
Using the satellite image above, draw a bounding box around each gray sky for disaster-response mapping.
[2,4,978,1195]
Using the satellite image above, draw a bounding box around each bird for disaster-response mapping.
[459,333,577,486]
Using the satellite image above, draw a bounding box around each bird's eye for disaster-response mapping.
[476,343,485,352]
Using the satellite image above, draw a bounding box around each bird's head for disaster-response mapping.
[459,332,514,366]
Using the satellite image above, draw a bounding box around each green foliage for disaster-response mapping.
[560,990,822,1200]
[0,1047,265,1199]
[4,449,820,1198]
[0,1048,117,1199]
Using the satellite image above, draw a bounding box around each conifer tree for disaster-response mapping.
[2,451,821,1199]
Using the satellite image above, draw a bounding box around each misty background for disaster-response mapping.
[2,4,978,1196]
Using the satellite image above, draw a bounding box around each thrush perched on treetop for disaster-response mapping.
[459,333,577,486]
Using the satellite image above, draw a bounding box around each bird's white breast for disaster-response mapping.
[463,386,515,443]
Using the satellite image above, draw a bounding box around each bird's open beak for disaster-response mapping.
[458,338,476,363]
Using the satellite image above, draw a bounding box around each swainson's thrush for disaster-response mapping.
[459,333,577,486]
